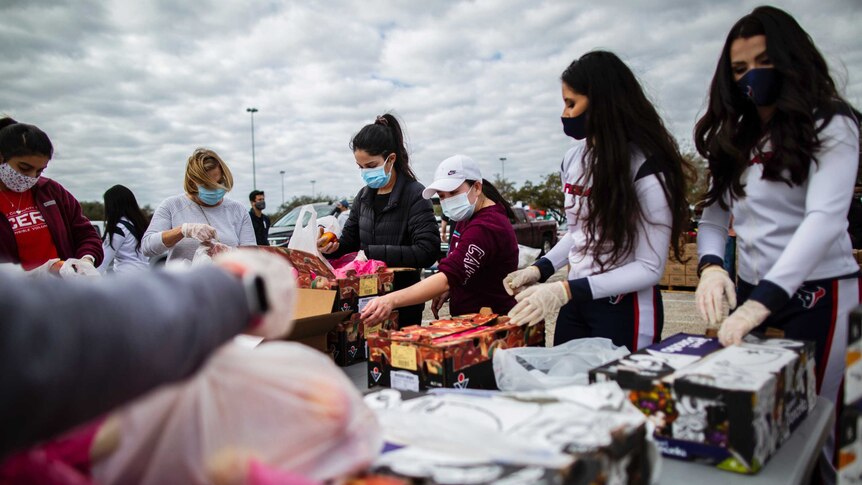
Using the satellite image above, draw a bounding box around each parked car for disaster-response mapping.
[510,207,558,255]
[90,220,105,239]
[267,203,337,247]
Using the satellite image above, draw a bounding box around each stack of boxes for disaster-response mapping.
[590,333,817,474]
[839,307,862,483]
[660,242,699,288]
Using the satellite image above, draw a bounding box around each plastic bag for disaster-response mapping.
[287,205,323,255]
[493,338,630,391]
[517,244,542,269]
[315,215,342,239]
[92,341,382,485]
[332,250,386,279]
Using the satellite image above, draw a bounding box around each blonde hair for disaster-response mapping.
[183,148,234,196]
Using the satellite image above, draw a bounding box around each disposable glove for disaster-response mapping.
[503,266,541,296]
[214,249,297,339]
[695,266,737,327]
[59,257,100,278]
[26,258,63,278]
[718,299,771,346]
[507,281,570,327]
[182,223,218,243]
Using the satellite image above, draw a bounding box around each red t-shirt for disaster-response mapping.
[0,190,59,270]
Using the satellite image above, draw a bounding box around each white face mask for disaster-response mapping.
[0,163,39,193]
[441,184,477,221]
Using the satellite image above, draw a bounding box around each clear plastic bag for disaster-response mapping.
[517,244,541,269]
[493,338,630,391]
[92,341,381,485]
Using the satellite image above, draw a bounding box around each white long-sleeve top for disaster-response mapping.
[698,106,860,311]
[535,143,672,301]
[142,194,256,262]
[98,217,149,274]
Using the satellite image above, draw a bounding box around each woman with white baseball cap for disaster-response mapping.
[360,154,519,325]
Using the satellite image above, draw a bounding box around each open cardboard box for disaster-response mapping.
[274,287,351,353]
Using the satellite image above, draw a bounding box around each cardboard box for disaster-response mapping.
[685,260,699,275]
[683,243,698,259]
[668,274,686,286]
[840,401,862,484]
[328,311,399,367]
[660,274,669,286]
[847,307,862,405]
[367,312,544,390]
[666,263,685,276]
[591,333,816,474]
[685,275,699,287]
[280,288,352,353]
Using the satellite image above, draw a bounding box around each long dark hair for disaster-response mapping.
[561,51,692,268]
[0,118,53,162]
[103,185,149,251]
[695,6,853,209]
[350,113,417,181]
[466,178,515,219]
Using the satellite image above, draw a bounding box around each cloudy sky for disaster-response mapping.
[1,0,860,210]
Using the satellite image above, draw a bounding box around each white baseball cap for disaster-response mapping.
[422,154,483,199]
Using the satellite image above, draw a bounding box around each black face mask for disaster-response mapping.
[254,201,266,210]
[561,112,587,140]
[737,68,780,106]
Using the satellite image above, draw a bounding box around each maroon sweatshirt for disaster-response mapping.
[0,178,103,266]
[438,203,518,316]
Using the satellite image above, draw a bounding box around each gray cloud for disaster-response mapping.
[1,0,860,211]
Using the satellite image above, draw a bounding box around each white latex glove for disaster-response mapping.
[26,258,63,278]
[59,257,101,278]
[182,223,218,243]
[695,266,737,327]
[214,249,297,339]
[718,299,771,346]
[507,281,570,327]
[503,266,541,296]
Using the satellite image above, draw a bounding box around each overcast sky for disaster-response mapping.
[1,0,860,210]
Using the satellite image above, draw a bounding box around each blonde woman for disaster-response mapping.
[143,148,255,262]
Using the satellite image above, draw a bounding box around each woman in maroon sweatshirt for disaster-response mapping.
[361,154,518,324]
[0,118,102,273]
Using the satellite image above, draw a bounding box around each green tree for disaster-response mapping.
[79,201,104,221]
[683,151,709,209]
[490,176,517,203]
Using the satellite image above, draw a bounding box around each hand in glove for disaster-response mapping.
[214,249,297,339]
[507,281,570,327]
[27,258,63,278]
[182,223,218,243]
[503,266,541,296]
[431,291,450,319]
[59,257,100,278]
[695,266,737,327]
[717,300,770,346]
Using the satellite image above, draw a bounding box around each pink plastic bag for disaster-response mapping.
[92,342,382,485]
[331,251,387,279]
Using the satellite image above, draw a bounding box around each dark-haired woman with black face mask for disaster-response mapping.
[505,51,692,352]
[693,6,859,475]
[322,113,440,326]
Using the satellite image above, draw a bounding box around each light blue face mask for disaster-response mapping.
[441,185,477,222]
[197,185,226,205]
[361,157,393,189]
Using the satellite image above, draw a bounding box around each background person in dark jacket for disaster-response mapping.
[248,189,270,246]
[0,118,102,274]
[321,113,440,325]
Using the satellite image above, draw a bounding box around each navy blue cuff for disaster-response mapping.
[567,277,593,303]
[697,255,724,276]
[533,257,556,283]
[748,280,791,313]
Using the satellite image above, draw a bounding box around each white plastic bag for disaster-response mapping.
[92,341,382,485]
[517,244,542,269]
[493,337,630,391]
[316,214,342,238]
[287,205,322,254]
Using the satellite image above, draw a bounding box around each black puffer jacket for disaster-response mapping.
[337,173,440,268]
[335,172,440,325]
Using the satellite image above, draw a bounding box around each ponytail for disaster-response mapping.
[350,113,417,181]
[468,178,515,219]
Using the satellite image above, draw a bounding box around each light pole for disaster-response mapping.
[499,157,507,180]
[279,170,285,207]
[311,180,316,199]
[246,107,258,189]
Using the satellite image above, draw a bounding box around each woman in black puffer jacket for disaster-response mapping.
[321,113,440,326]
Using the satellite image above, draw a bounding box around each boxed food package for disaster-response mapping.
[367,312,544,391]
[668,275,686,287]
[590,333,816,474]
[329,311,400,367]
[361,383,655,485]
[840,401,862,484]
[666,263,685,276]
[846,307,862,405]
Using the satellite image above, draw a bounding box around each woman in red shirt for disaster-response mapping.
[0,118,102,274]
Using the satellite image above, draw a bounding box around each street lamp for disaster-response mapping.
[311,180,316,199]
[279,170,285,207]
[499,157,507,180]
[246,107,258,189]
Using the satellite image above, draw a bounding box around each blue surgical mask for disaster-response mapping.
[737,68,780,106]
[561,112,587,140]
[441,185,477,222]
[197,185,226,205]
[361,158,393,189]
